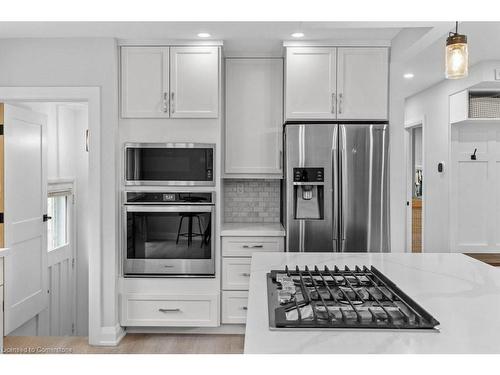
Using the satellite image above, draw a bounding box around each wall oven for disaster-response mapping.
[125,142,215,186]
[123,191,215,277]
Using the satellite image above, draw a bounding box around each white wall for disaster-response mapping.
[0,38,119,341]
[405,60,500,252]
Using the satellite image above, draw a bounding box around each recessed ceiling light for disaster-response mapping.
[404,73,415,79]
[291,32,305,38]
[197,32,211,38]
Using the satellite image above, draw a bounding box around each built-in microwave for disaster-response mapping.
[125,142,215,186]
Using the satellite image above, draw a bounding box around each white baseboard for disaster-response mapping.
[125,324,246,335]
[93,324,126,346]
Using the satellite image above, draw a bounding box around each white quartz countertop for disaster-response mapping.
[221,222,285,237]
[244,252,500,354]
[0,247,9,256]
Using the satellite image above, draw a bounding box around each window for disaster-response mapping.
[47,194,69,251]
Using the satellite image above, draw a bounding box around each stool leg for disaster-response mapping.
[176,215,185,244]
[188,215,193,246]
[196,216,204,248]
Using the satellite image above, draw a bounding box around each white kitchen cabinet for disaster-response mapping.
[0,258,3,346]
[120,293,219,327]
[225,58,283,177]
[222,236,284,257]
[121,46,219,119]
[121,47,170,118]
[0,285,3,346]
[336,48,389,120]
[285,47,337,120]
[221,225,284,324]
[222,257,252,290]
[222,291,248,324]
[170,46,219,118]
[285,47,389,121]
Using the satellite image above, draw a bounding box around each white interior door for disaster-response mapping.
[337,48,389,120]
[4,104,48,334]
[169,46,219,118]
[46,186,75,336]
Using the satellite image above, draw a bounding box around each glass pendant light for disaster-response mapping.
[445,21,468,79]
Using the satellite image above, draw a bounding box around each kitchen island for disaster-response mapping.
[244,252,500,354]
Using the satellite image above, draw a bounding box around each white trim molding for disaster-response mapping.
[283,40,391,48]
[98,324,126,346]
[0,86,108,346]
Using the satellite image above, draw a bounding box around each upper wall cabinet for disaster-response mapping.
[170,47,219,118]
[225,58,283,177]
[336,48,389,120]
[121,47,170,118]
[285,47,337,120]
[285,47,389,121]
[121,46,219,119]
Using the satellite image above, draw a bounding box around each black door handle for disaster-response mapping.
[43,214,52,222]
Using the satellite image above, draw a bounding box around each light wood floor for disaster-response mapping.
[3,334,245,354]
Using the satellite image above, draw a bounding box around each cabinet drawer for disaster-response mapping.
[222,291,248,324]
[0,285,3,340]
[222,236,284,257]
[121,294,219,327]
[222,257,252,290]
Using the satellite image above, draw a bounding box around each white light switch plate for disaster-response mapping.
[495,68,500,80]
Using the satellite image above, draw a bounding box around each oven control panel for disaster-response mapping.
[125,192,214,204]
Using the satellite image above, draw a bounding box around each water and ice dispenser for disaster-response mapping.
[293,167,324,220]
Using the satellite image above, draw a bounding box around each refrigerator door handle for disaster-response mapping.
[339,144,346,252]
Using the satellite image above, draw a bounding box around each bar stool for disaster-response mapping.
[176,213,204,247]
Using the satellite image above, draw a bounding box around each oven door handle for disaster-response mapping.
[125,205,214,213]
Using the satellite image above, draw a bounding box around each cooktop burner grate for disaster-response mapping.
[267,265,440,330]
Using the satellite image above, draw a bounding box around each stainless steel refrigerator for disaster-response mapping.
[284,123,390,252]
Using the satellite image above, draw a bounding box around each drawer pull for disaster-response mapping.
[241,273,251,277]
[242,244,263,249]
[242,306,248,311]
[158,308,181,313]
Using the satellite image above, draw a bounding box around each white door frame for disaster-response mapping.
[404,118,425,253]
[0,87,110,345]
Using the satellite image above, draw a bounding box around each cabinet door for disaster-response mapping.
[285,47,336,120]
[337,48,389,120]
[225,58,283,176]
[121,47,169,118]
[170,46,219,118]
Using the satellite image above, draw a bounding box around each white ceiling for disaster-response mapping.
[1,21,499,97]
[0,21,406,54]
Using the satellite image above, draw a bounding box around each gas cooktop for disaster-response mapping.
[267,265,440,330]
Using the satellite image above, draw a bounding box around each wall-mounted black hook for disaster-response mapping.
[471,148,477,160]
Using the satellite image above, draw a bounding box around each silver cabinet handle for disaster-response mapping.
[171,92,175,113]
[162,92,169,113]
[338,93,343,114]
[159,308,181,313]
[331,92,336,114]
[242,244,263,249]
[279,150,283,170]
[85,129,90,152]
[242,306,248,311]
[241,273,251,277]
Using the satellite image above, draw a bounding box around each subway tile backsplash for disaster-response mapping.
[224,179,281,223]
